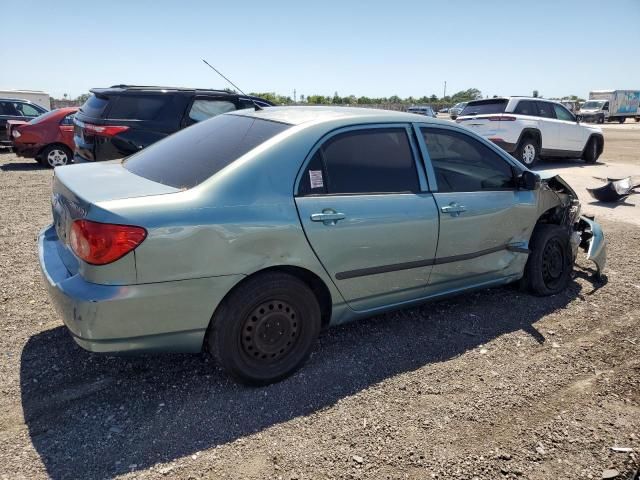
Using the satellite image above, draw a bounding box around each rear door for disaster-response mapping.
[418,126,538,292]
[295,125,439,312]
[535,101,561,151]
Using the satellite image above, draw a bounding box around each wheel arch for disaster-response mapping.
[517,128,542,148]
[203,265,333,351]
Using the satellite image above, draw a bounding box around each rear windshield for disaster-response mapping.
[461,100,508,116]
[28,109,60,125]
[124,114,291,189]
[79,94,109,118]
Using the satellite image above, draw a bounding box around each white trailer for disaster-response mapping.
[0,90,51,110]
[583,90,640,123]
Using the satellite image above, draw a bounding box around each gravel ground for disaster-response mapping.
[0,151,638,480]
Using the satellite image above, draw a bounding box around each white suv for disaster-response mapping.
[456,97,604,167]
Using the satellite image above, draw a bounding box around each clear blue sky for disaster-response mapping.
[1,0,639,100]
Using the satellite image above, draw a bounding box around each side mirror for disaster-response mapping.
[519,170,540,190]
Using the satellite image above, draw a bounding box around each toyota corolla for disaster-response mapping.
[39,107,606,385]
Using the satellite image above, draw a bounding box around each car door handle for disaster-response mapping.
[441,203,466,216]
[310,210,346,225]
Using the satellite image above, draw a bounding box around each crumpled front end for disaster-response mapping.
[539,173,607,277]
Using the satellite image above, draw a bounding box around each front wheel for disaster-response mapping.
[618,117,626,124]
[515,137,539,167]
[522,225,572,296]
[582,137,600,163]
[42,145,72,168]
[597,115,605,124]
[208,272,321,385]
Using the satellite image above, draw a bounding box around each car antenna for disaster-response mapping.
[201,59,263,111]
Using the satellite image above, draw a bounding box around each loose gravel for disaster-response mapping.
[0,152,638,480]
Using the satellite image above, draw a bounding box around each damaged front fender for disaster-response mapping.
[577,216,607,277]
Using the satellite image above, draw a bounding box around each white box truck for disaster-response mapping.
[579,90,640,124]
[0,90,51,110]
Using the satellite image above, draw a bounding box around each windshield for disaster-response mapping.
[582,101,605,109]
[124,114,291,189]
[461,99,507,116]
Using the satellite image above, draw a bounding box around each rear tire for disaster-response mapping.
[582,137,600,164]
[208,272,321,386]
[515,136,539,167]
[522,225,572,296]
[41,144,72,168]
[618,117,626,124]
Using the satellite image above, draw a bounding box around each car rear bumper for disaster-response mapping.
[12,142,43,158]
[38,224,244,354]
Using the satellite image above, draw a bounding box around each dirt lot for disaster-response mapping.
[0,125,639,480]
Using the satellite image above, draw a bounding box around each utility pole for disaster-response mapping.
[294,89,297,103]
[443,81,447,99]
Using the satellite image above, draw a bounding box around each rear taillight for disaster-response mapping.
[69,220,147,265]
[83,123,129,137]
[487,116,516,121]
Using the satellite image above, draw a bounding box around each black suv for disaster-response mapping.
[73,86,273,162]
[1,98,48,146]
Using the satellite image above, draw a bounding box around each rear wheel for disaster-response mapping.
[582,137,600,163]
[42,145,72,168]
[515,136,539,167]
[522,225,572,296]
[208,272,321,385]
[618,117,626,124]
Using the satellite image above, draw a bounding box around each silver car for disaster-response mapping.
[39,107,606,385]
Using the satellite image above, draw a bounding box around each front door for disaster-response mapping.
[551,103,586,153]
[418,126,539,292]
[295,126,439,312]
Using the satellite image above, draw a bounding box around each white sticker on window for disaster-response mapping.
[309,170,324,189]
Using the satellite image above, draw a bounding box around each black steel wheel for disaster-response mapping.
[522,224,572,296]
[208,272,321,385]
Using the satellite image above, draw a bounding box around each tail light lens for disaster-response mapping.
[69,220,147,265]
[83,123,129,137]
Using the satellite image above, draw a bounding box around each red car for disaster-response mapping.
[10,107,77,167]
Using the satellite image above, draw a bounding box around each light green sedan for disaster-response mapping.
[39,107,606,385]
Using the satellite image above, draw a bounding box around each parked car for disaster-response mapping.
[449,102,468,119]
[10,107,77,167]
[407,105,436,117]
[0,98,48,147]
[456,97,604,167]
[0,90,50,110]
[438,107,450,113]
[39,107,606,385]
[73,85,274,163]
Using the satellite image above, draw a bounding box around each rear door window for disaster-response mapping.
[79,94,109,118]
[310,128,420,195]
[60,113,75,125]
[421,128,515,192]
[107,95,171,120]
[124,114,290,189]
[188,99,237,122]
[536,101,555,119]
[514,100,538,116]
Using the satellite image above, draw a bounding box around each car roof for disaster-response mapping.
[229,106,451,126]
[92,85,248,96]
